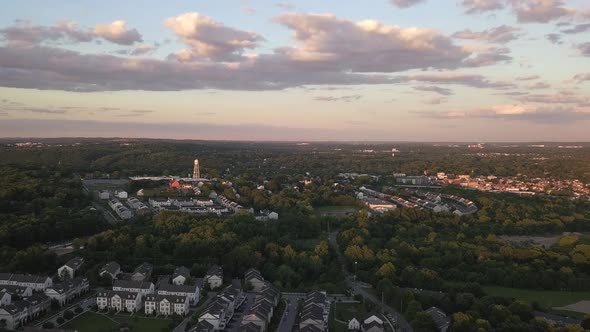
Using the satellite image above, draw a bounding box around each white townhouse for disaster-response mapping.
[99,261,121,280]
[172,266,191,285]
[0,273,53,291]
[144,294,189,316]
[131,262,153,282]
[157,282,200,306]
[57,256,84,279]
[0,285,33,298]
[44,277,89,306]
[244,268,266,293]
[0,294,51,330]
[0,291,11,306]
[204,265,223,290]
[113,280,154,295]
[198,299,228,331]
[97,290,142,312]
[348,318,361,330]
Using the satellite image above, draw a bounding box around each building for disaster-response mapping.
[112,280,155,295]
[57,257,84,280]
[348,318,360,330]
[44,277,89,306]
[0,291,11,306]
[198,299,229,330]
[115,190,128,199]
[0,294,51,330]
[205,265,223,290]
[172,266,191,285]
[299,291,330,332]
[363,197,397,213]
[193,159,201,179]
[0,273,53,291]
[131,262,153,282]
[244,268,266,293]
[254,210,279,221]
[98,191,110,200]
[362,315,384,332]
[108,198,133,220]
[99,261,121,280]
[425,307,450,332]
[157,280,200,306]
[1,285,33,298]
[96,290,142,312]
[144,294,189,316]
[127,197,150,213]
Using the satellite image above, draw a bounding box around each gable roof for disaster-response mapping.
[173,266,191,280]
[205,265,223,278]
[100,261,120,275]
[113,279,153,290]
[244,268,263,281]
[63,257,84,270]
[133,262,153,275]
[158,282,198,293]
[239,322,262,332]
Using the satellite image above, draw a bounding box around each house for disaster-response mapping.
[198,299,228,330]
[98,191,110,200]
[0,273,53,291]
[0,294,51,330]
[131,262,153,282]
[22,293,51,320]
[348,318,360,330]
[97,290,142,312]
[172,266,191,285]
[1,285,33,298]
[144,294,189,316]
[58,257,84,280]
[425,307,450,332]
[108,198,132,219]
[244,268,266,292]
[192,319,216,332]
[205,265,223,290]
[300,291,330,332]
[0,291,11,306]
[99,261,121,280]
[362,315,384,332]
[112,280,154,295]
[217,284,244,320]
[44,277,89,306]
[157,281,200,306]
[239,322,263,332]
[116,190,128,199]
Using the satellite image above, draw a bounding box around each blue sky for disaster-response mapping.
[0,0,589,141]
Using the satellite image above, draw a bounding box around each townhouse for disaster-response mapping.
[57,256,84,280]
[0,294,50,330]
[157,280,200,306]
[204,265,223,290]
[299,291,330,332]
[44,277,89,306]
[172,266,191,285]
[112,280,155,295]
[0,273,53,291]
[244,268,266,293]
[96,290,142,313]
[198,283,245,330]
[99,261,121,280]
[131,262,153,282]
[144,294,189,316]
[362,315,385,332]
[1,285,33,298]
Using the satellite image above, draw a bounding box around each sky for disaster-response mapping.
[0,0,589,142]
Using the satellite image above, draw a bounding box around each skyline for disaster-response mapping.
[1,0,590,141]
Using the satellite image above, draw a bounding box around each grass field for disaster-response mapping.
[63,311,172,332]
[331,303,367,332]
[483,286,590,308]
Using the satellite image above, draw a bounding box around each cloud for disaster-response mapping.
[130,43,157,56]
[399,73,514,89]
[561,23,590,34]
[413,85,454,95]
[453,25,522,43]
[241,6,257,15]
[516,75,539,81]
[463,47,513,67]
[517,92,589,105]
[0,20,93,45]
[572,73,590,83]
[274,13,472,72]
[509,0,575,23]
[577,42,590,56]
[165,12,263,62]
[417,104,590,123]
[545,33,563,44]
[390,0,426,8]
[313,95,362,102]
[527,82,551,89]
[461,0,505,14]
[422,96,448,104]
[94,21,142,45]
[276,2,295,10]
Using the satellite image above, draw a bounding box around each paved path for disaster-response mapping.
[279,295,301,332]
[329,232,412,332]
[37,295,96,328]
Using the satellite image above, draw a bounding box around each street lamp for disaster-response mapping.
[354,261,358,283]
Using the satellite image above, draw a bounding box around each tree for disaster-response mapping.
[411,311,437,332]
[376,262,396,279]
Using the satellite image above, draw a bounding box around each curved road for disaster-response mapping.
[329,232,413,332]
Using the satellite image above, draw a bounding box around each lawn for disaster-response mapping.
[483,286,590,308]
[331,303,367,332]
[63,311,173,332]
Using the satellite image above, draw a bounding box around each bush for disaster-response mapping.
[42,321,55,329]
[56,317,65,324]
[75,306,83,314]
[63,310,74,320]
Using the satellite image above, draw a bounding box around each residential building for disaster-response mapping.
[0,291,11,306]
[0,273,53,291]
[157,280,200,306]
[58,257,84,280]
[0,294,51,330]
[108,198,133,219]
[97,290,142,312]
[362,315,384,332]
[1,285,33,298]
[205,265,223,290]
[425,307,450,332]
[300,291,330,332]
[239,322,263,332]
[198,299,228,330]
[116,190,128,199]
[348,318,360,330]
[98,191,110,200]
[192,320,216,332]
[144,294,189,316]
[131,262,153,282]
[112,280,154,295]
[172,266,191,285]
[99,261,121,280]
[44,277,89,306]
[244,268,265,292]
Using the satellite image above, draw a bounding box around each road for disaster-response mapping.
[329,232,413,332]
[279,294,302,332]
